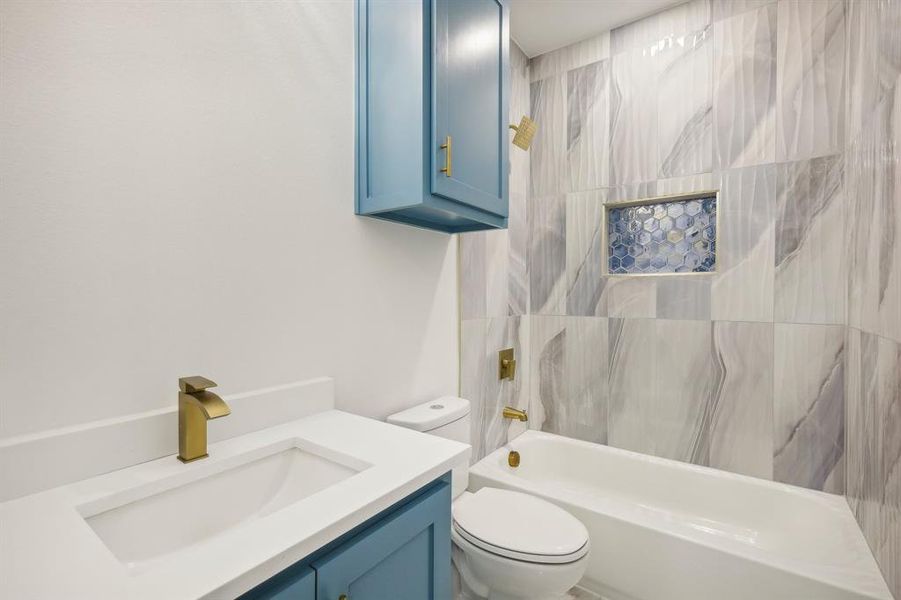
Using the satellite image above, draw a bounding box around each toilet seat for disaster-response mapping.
[452,488,589,565]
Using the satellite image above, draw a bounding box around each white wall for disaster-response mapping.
[0,0,458,439]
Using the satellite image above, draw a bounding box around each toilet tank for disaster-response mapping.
[387,397,470,498]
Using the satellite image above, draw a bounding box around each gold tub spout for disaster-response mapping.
[502,406,528,422]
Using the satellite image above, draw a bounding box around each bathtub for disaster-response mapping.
[468,431,892,600]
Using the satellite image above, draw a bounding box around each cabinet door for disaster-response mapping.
[313,481,452,600]
[239,565,315,600]
[431,0,509,217]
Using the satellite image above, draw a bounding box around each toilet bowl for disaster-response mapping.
[452,488,589,600]
[387,398,590,600]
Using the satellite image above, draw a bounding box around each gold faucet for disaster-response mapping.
[178,376,230,463]
[502,406,528,422]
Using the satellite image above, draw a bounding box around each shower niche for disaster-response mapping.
[604,191,718,275]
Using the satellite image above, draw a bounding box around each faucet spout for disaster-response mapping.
[177,376,230,463]
[185,390,231,419]
[502,406,528,422]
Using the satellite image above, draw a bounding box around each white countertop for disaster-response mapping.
[0,410,470,600]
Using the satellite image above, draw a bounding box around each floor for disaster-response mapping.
[455,586,603,600]
[565,586,604,599]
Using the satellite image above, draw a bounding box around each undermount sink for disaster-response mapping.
[81,440,369,571]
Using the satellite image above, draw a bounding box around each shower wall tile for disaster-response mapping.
[846,330,901,597]
[656,277,711,320]
[774,324,845,493]
[844,3,901,595]
[609,46,660,185]
[774,154,846,325]
[656,0,712,43]
[611,0,711,55]
[657,26,713,178]
[874,334,901,598]
[868,80,901,344]
[610,9,664,56]
[846,117,901,342]
[563,317,609,444]
[530,75,566,196]
[604,182,658,310]
[607,318,658,453]
[530,32,610,82]
[711,164,776,322]
[846,143,883,336]
[566,184,661,319]
[775,0,846,162]
[459,198,527,319]
[509,43,531,317]
[459,41,531,320]
[461,317,529,462]
[486,0,901,543]
[711,0,775,23]
[653,174,717,324]
[567,60,611,191]
[510,43,532,200]
[650,319,724,462]
[844,329,873,540]
[845,0,901,149]
[608,320,715,462]
[484,229,511,318]
[599,278,657,319]
[713,3,777,170]
[606,181,659,203]
[527,315,565,433]
[530,194,566,315]
[565,190,606,316]
[530,316,608,445]
[657,172,716,196]
[708,320,775,478]
[507,191,529,316]
[608,319,773,478]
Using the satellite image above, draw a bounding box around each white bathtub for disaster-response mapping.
[468,431,892,600]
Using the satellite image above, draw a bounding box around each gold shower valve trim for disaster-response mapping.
[498,347,516,380]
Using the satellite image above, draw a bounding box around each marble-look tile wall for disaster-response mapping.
[844,0,901,595]
[460,42,532,461]
[459,4,897,591]
[459,2,900,592]
[520,0,850,495]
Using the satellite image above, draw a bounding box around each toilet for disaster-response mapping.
[387,398,589,600]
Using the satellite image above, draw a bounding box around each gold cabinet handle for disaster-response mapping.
[339,595,348,600]
[440,135,452,177]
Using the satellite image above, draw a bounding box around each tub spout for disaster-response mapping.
[502,406,528,422]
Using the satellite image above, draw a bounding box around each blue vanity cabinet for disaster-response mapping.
[239,475,451,600]
[243,566,316,600]
[313,477,452,600]
[356,0,510,233]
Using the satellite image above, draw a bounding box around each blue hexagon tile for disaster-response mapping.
[607,196,716,274]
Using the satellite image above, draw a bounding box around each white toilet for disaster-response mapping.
[388,398,589,600]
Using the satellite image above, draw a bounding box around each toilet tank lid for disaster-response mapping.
[386,396,470,432]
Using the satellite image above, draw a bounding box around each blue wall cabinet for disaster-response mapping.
[239,476,452,600]
[356,0,510,233]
